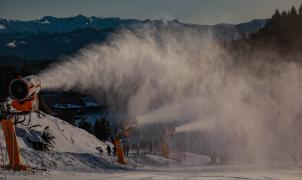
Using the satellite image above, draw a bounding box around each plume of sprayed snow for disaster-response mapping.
[174,116,217,133]
[38,25,302,165]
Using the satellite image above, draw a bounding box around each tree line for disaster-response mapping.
[230,5,302,64]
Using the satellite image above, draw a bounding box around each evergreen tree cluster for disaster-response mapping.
[93,118,112,141]
[248,5,302,55]
[78,117,112,141]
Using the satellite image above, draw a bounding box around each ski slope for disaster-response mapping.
[0,112,126,171]
[0,112,181,172]
[4,166,302,180]
[0,112,301,179]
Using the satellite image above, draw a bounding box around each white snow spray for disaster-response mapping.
[37,25,302,165]
[174,116,217,133]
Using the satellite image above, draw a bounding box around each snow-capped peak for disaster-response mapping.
[0,24,6,30]
[6,40,16,48]
[40,20,50,24]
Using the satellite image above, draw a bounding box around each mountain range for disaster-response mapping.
[0,15,266,59]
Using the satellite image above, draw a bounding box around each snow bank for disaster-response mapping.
[0,24,6,30]
[0,112,128,171]
[143,154,176,167]
[15,112,109,154]
[181,152,211,166]
[6,40,16,48]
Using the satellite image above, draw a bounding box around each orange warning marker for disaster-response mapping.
[114,138,127,164]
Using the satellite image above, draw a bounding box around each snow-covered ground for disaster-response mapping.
[0,112,129,172]
[6,40,16,48]
[0,24,6,30]
[2,165,302,180]
[0,112,301,179]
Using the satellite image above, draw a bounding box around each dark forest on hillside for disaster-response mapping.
[231,5,302,65]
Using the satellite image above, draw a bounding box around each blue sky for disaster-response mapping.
[0,0,301,24]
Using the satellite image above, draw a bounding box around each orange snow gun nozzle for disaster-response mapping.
[9,75,41,112]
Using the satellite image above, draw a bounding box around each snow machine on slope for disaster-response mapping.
[0,75,41,171]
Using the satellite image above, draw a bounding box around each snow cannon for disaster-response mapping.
[9,75,41,102]
[160,128,175,159]
[164,127,176,137]
[0,75,41,171]
[121,120,138,137]
[9,75,41,112]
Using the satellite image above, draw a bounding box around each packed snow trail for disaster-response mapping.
[3,166,302,180]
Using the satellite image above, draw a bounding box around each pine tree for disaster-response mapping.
[78,119,92,133]
[281,10,288,17]
[41,126,56,150]
[272,9,281,19]
[290,6,298,16]
[299,5,302,16]
[94,118,112,141]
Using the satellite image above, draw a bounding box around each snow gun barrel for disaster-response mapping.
[9,75,41,102]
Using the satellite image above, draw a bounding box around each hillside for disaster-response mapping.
[0,111,187,172]
[0,112,126,171]
[231,5,302,64]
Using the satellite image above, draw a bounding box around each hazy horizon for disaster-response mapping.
[1,0,302,25]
